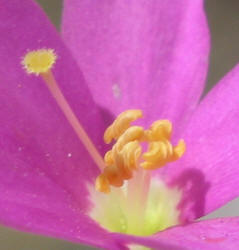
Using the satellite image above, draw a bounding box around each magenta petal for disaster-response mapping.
[165,64,239,220]
[113,217,239,250]
[0,0,117,247]
[0,161,118,249]
[0,0,103,196]
[62,0,210,133]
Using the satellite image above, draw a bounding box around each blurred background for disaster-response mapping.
[1,0,239,249]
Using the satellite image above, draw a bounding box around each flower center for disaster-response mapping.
[90,110,185,236]
[89,177,182,236]
[22,49,185,237]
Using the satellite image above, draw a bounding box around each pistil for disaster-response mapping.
[22,49,105,171]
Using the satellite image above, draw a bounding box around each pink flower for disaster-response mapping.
[1,0,239,249]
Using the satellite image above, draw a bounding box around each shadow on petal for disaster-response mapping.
[170,168,210,222]
[98,106,115,129]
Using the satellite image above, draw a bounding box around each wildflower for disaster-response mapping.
[1,0,239,249]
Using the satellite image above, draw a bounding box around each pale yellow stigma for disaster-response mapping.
[96,110,186,193]
[22,49,57,75]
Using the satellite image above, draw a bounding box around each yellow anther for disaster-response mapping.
[112,141,141,176]
[142,141,169,162]
[96,110,186,193]
[95,174,110,193]
[115,126,144,151]
[145,120,172,141]
[141,139,186,170]
[121,141,142,171]
[104,150,114,166]
[112,148,133,180]
[22,49,57,75]
[172,139,186,161]
[104,165,124,187]
[104,109,143,144]
[98,127,143,193]
[141,141,172,170]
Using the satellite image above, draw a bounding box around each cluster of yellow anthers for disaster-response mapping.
[96,110,186,193]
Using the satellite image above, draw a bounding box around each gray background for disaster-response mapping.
[1,0,239,249]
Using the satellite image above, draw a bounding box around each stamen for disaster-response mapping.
[97,110,186,193]
[141,121,186,170]
[96,132,142,193]
[22,49,105,171]
[114,126,144,151]
[144,120,172,141]
[172,139,186,160]
[104,109,143,144]
[95,174,110,194]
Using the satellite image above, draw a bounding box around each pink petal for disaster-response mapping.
[165,64,239,221]
[62,0,210,134]
[0,157,117,249]
[0,0,118,248]
[113,217,239,250]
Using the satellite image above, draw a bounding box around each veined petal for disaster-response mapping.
[113,217,239,250]
[0,0,110,246]
[62,0,210,135]
[165,64,239,220]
